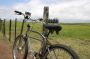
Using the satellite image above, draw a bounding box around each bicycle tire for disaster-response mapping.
[43,44,79,59]
[13,35,28,59]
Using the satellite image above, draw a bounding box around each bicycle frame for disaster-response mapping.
[26,24,51,56]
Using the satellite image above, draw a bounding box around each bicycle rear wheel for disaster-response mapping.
[43,44,79,59]
[13,35,28,59]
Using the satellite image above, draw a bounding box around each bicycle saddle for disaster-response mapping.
[44,24,62,34]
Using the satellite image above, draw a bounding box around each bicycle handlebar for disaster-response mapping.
[14,10,42,22]
[14,11,22,15]
[14,10,31,20]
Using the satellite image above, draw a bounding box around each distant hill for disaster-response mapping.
[60,19,90,23]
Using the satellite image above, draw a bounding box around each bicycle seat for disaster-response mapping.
[44,24,62,34]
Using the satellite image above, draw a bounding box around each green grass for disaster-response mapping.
[2,21,90,40]
[45,23,90,41]
[59,23,90,39]
[0,21,90,59]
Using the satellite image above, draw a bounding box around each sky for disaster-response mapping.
[0,0,90,23]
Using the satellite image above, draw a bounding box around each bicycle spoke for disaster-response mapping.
[48,49,53,59]
[43,44,79,59]
[52,49,58,59]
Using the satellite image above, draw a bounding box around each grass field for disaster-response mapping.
[0,21,90,59]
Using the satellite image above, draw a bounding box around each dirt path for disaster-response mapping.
[0,40,12,59]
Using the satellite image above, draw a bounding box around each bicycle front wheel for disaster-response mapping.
[43,44,79,59]
[13,35,28,59]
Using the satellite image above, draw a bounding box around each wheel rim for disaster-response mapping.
[13,37,26,59]
[45,48,74,59]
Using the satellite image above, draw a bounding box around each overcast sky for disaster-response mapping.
[0,0,90,22]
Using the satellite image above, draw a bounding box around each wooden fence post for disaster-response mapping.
[15,18,17,39]
[0,18,3,31]
[3,19,6,37]
[9,20,11,41]
[43,6,49,37]
[43,6,49,23]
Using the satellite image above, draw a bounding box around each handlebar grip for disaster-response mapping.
[14,10,22,15]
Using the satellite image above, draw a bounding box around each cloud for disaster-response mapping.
[0,7,12,19]
[0,0,90,22]
[13,0,44,18]
[49,0,90,20]
[13,0,90,20]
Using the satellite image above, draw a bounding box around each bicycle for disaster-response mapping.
[12,11,79,59]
